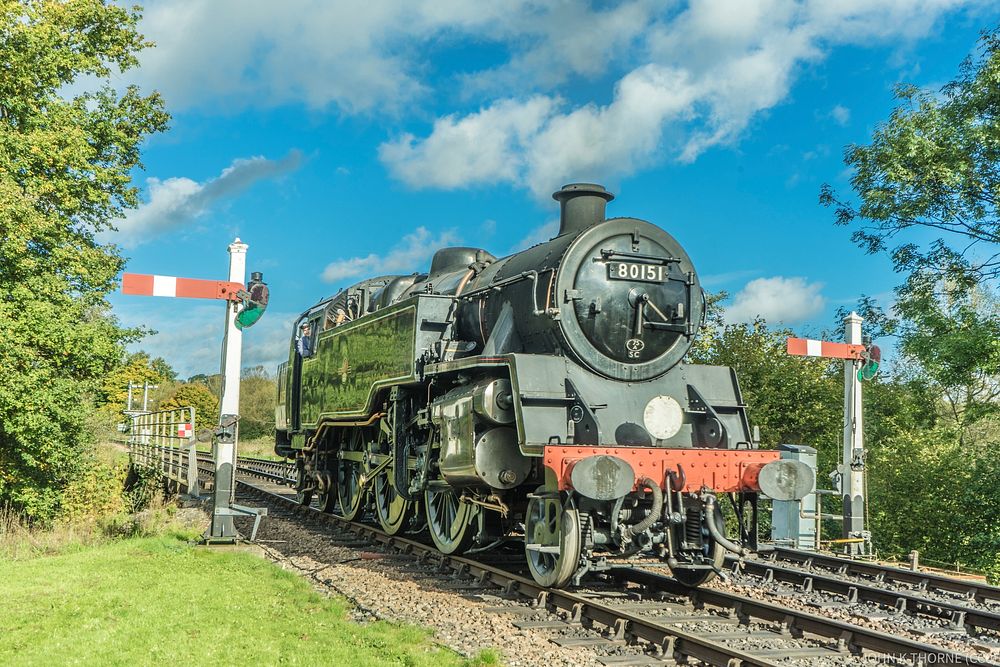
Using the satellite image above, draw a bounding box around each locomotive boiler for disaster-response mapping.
[275,183,813,588]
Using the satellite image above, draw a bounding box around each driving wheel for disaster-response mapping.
[336,428,368,521]
[525,488,582,588]
[425,486,478,554]
[373,429,416,534]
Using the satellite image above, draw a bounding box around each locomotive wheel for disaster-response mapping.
[372,421,416,534]
[424,486,477,554]
[294,464,313,506]
[671,541,725,587]
[525,489,582,588]
[374,471,413,534]
[315,471,337,513]
[336,429,367,521]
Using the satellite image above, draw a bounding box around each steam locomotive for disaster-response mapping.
[275,184,813,588]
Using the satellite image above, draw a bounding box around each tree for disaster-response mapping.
[188,373,223,397]
[686,290,727,362]
[895,276,1000,437]
[838,283,1000,576]
[689,316,843,464]
[151,357,177,383]
[97,351,176,415]
[160,383,219,433]
[239,365,276,441]
[0,0,168,519]
[819,29,1000,577]
[820,28,1000,285]
[839,279,1000,441]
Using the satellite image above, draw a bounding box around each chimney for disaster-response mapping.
[552,183,615,236]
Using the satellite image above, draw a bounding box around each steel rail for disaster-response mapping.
[232,476,993,667]
[188,453,294,485]
[143,447,996,666]
[616,567,996,667]
[728,554,1000,633]
[233,481,785,667]
[771,547,1000,606]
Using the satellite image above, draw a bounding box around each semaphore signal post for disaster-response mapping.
[121,237,268,542]
[787,312,880,557]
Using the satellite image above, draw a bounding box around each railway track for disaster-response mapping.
[726,553,1000,636]
[141,448,996,666]
[764,547,1000,607]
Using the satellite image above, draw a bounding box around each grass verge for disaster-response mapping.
[194,436,286,461]
[0,534,497,666]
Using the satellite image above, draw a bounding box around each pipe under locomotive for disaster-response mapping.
[275,183,813,588]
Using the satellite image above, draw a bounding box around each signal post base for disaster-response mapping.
[204,504,268,544]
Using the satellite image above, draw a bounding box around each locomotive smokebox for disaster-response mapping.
[553,183,614,236]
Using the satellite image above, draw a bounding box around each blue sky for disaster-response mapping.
[104,0,997,378]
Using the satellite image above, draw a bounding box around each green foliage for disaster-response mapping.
[866,426,964,557]
[690,317,842,462]
[187,372,222,396]
[895,276,1000,434]
[239,365,276,440]
[865,420,1000,582]
[827,296,1000,574]
[0,444,184,560]
[150,357,176,382]
[58,446,128,524]
[166,368,276,438]
[820,27,1000,284]
[466,649,504,666]
[694,298,1000,576]
[97,351,176,416]
[821,28,1000,576]
[955,441,1000,583]
[686,289,727,362]
[159,383,219,432]
[0,0,168,520]
[840,277,1000,439]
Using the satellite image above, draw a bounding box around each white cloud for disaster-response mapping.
[321,227,460,283]
[129,1,980,197]
[456,1,657,96]
[379,97,557,190]
[726,276,825,324]
[830,104,851,126]
[383,64,701,198]
[135,0,540,113]
[377,0,977,196]
[108,151,302,249]
[120,302,297,378]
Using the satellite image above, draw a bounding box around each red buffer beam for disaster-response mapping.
[122,273,244,301]
[786,337,865,360]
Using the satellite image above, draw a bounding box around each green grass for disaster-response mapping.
[0,535,492,666]
[194,436,286,461]
[237,436,287,460]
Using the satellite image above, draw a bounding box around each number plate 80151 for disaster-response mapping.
[607,261,668,283]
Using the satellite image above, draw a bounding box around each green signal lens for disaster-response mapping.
[857,360,880,381]
[235,305,265,330]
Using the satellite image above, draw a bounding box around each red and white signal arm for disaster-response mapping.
[786,338,865,360]
[122,273,244,301]
[177,423,193,438]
